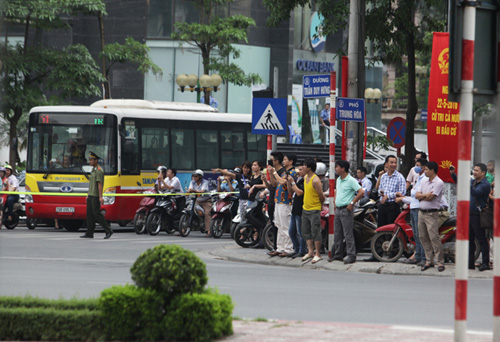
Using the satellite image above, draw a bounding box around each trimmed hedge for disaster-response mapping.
[98,284,165,341]
[0,306,104,341]
[130,244,208,300]
[0,295,98,311]
[164,289,234,342]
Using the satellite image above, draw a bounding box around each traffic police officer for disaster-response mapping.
[80,151,113,239]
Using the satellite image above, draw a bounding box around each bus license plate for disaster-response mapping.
[56,207,75,213]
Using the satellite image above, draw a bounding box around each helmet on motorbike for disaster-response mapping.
[156,165,167,173]
[0,166,5,172]
[192,169,204,177]
[316,162,327,176]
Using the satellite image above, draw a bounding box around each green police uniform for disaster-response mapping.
[85,164,112,237]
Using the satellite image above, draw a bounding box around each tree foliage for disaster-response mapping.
[171,0,262,104]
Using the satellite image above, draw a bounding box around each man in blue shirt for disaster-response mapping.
[469,163,491,271]
[319,103,330,127]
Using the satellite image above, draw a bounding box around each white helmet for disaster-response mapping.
[156,165,167,172]
[316,162,327,176]
[193,169,204,177]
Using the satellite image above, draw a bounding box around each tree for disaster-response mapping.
[171,0,262,105]
[0,0,106,169]
[264,0,446,175]
[97,13,162,99]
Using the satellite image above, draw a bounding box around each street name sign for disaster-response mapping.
[335,97,365,122]
[302,74,331,98]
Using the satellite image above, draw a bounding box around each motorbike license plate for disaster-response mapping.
[56,207,75,213]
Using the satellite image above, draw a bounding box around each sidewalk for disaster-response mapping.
[221,320,492,342]
[209,244,493,279]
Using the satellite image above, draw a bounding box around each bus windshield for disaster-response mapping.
[27,112,117,175]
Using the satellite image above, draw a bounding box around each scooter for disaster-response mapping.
[210,193,239,238]
[2,196,25,230]
[146,190,185,236]
[234,194,268,248]
[133,187,157,234]
[178,193,216,237]
[370,206,481,262]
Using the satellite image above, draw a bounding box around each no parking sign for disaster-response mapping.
[387,117,406,149]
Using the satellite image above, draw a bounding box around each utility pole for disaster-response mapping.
[346,0,365,171]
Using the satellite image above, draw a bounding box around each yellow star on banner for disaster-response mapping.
[440,160,453,169]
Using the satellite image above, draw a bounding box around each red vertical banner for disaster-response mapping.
[427,32,460,183]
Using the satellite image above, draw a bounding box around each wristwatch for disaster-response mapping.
[350,201,354,205]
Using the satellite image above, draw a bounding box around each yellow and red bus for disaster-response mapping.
[25,99,266,231]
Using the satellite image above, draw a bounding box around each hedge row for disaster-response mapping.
[0,295,98,311]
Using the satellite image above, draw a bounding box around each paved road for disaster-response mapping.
[0,225,494,334]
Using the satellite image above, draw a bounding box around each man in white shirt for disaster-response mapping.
[356,166,372,199]
[4,165,19,223]
[160,167,183,193]
[406,151,427,191]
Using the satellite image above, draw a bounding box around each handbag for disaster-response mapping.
[479,204,493,230]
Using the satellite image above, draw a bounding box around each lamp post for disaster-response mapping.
[175,73,222,105]
[364,87,382,128]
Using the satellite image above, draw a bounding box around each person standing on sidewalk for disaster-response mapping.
[267,153,297,257]
[287,164,307,259]
[80,152,113,239]
[416,161,445,272]
[469,163,491,271]
[329,160,365,264]
[300,158,326,264]
[378,155,406,227]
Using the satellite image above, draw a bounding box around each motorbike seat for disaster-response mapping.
[442,216,456,227]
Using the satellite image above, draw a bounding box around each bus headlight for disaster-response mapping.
[103,187,116,205]
[25,185,33,203]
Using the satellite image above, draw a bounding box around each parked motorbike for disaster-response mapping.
[178,193,216,237]
[146,190,186,236]
[370,206,481,262]
[210,193,239,238]
[234,194,268,248]
[133,188,157,234]
[1,196,26,230]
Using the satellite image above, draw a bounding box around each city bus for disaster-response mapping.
[25,99,266,231]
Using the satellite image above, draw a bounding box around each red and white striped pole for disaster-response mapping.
[454,4,476,341]
[493,24,500,342]
[328,71,337,258]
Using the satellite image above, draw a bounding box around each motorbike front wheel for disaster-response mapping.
[370,231,405,262]
[178,214,192,237]
[146,212,162,236]
[234,225,260,248]
[4,213,19,229]
[262,222,275,251]
[133,212,147,234]
[210,218,224,239]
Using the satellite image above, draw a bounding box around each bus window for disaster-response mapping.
[141,127,169,170]
[172,128,194,170]
[121,120,140,175]
[196,129,219,170]
[221,131,244,169]
[247,133,266,164]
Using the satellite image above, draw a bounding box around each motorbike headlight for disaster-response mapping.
[103,187,116,205]
[25,185,33,203]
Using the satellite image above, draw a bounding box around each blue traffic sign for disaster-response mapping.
[420,109,428,121]
[303,74,331,98]
[336,97,365,122]
[252,98,287,135]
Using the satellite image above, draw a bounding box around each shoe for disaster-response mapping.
[417,261,426,267]
[267,251,280,257]
[363,256,378,262]
[468,264,475,270]
[311,256,323,264]
[302,254,313,262]
[421,263,433,271]
[80,234,93,238]
[344,257,356,264]
[478,264,491,272]
[279,252,292,257]
[438,265,446,272]
[327,256,342,263]
[104,231,113,239]
[289,253,300,259]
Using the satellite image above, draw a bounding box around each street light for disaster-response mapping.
[175,73,222,104]
[364,87,382,103]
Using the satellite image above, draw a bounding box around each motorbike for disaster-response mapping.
[133,188,157,234]
[146,190,186,236]
[1,196,26,230]
[319,197,378,254]
[210,193,239,238]
[234,194,269,248]
[370,206,481,262]
[178,193,216,237]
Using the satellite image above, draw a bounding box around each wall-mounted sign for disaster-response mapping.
[310,12,326,52]
[296,59,334,72]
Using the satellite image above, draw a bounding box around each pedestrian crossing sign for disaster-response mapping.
[252,98,286,135]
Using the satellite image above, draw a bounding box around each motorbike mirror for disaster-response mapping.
[136,181,141,187]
